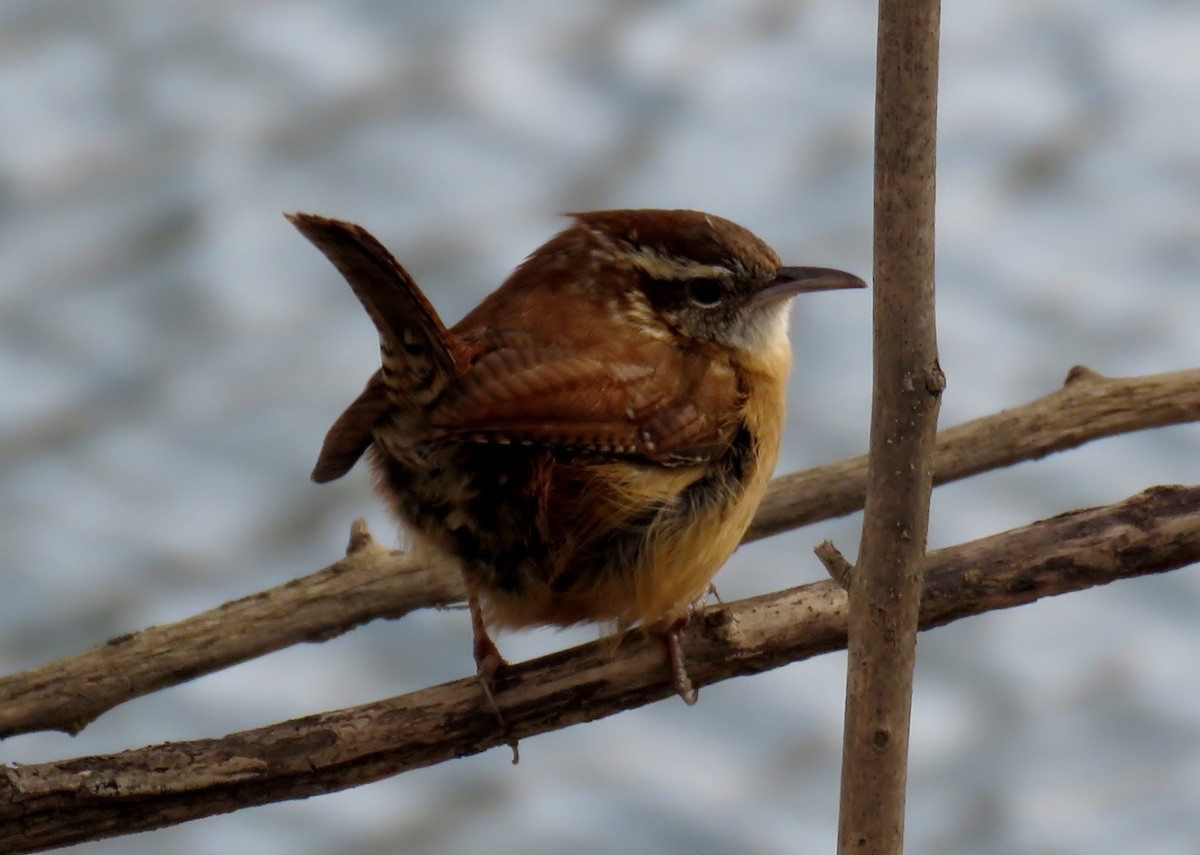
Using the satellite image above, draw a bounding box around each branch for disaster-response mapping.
[1,368,1198,740]
[0,522,464,740]
[838,0,942,850]
[749,364,1200,540]
[3,485,1197,854]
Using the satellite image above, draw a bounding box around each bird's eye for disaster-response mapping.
[686,278,724,308]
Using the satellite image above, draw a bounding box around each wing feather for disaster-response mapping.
[310,370,390,483]
[430,339,741,464]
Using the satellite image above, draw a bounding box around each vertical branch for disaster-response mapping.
[837,1,942,853]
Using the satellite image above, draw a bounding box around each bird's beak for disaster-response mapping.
[757,266,868,305]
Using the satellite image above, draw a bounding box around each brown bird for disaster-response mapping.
[289,209,864,715]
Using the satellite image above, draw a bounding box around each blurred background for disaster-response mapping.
[1,1,1198,853]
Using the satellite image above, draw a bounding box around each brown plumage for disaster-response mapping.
[289,209,864,711]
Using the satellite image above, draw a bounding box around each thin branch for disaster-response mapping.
[1,367,1198,740]
[814,540,853,589]
[838,1,942,851]
[748,365,1200,541]
[0,523,465,740]
[3,485,1197,854]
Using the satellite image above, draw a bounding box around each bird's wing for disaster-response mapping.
[309,369,389,483]
[429,335,742,465]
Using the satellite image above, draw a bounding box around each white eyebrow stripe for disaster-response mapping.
[625,246,731,282]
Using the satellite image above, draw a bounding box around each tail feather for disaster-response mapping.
[287,213,458,408]
[288,213,460,481]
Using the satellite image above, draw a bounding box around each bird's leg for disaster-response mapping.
[469,593,520,763]
[469,593,505,700]
[665,616,698,705]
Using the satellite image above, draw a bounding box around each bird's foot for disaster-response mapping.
[470,596,520,763]
[665,617,698,705]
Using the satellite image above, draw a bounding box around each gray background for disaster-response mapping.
[2,2,1198,853]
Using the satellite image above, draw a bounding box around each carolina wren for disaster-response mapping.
[289,209,864,712]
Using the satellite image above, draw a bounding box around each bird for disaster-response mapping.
[289,208,864,717]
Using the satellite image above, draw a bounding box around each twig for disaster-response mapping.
[839,1,942,852]
[3,485,1197,854]
[814,541,853,589]
[1,368,1197,740]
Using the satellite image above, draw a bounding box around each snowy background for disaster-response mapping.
[2,2,1198,853]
